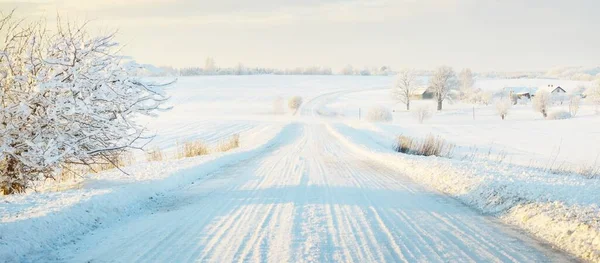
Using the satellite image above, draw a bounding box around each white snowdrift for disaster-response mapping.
[326,122,600,262]
[0,123,300,262]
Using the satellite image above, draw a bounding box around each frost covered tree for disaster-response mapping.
[204,57,217,73]
[430,66,458,111]
[495,99,511,120]
[569,96,581,117]
[588,82,600,114]
[0,15,171,194]
[533,90,551,118]
[391,68,419,110]
[340,65,354,75]
[459,68,475,101]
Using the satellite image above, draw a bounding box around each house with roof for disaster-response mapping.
[538,84,567,94]
[410,86,435,100]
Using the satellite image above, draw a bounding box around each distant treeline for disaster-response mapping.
[142,65,396,77]
[138,58,396,77]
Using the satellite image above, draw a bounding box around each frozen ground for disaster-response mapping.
[1,75,598,262]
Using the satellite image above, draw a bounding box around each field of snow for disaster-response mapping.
[323,79,600,171]
[1,75,599,262]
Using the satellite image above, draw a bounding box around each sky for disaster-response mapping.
[1,0,599,72]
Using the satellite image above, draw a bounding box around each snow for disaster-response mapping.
[322,82,600,169]
[27,122,571,262]
[327,122,600,261]
[1,75,598,262]
[0,122,295,261]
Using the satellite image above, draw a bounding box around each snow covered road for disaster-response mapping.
[41,123,571,262]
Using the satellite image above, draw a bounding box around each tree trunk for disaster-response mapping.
[437,100,443,111]
[406,101,410,111]
[1,157,24,195]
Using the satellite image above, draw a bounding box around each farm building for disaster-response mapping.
[538,84,567,94]
[410,86,435,100]
[504,87,536,99]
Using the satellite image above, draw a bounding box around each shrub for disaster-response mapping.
[413,105,432,123]
[533,90,551,118]
[177,140,209,159]
[216,134,240,152]
[146,147,165,162]
[546,110,572,120]
[395,136,415,154]
[394,135,455,157]
[495,99,511,120]
[288,96,303,111]
[569,96,581,116]
[366,106,393,122]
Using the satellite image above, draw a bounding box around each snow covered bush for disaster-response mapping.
[495,99,511,120]
[588,82,600,114]
[569,96,581,117]
[288,96,303,112]
[366,106,393,122]
[413,105,432,123]
[532,90,551,118]
[546,110,572,120]
[0,15,171,194]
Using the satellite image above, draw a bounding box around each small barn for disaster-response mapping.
[505,87,536,100]
[410,86,435,100]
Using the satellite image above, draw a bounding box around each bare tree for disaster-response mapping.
[569,96,581,117]
[430,66,458,111]
[391,68,420,110]
[204,57,217,73]
[459,68,475,101]
[533,90,551,118]
[588,82,600,114]
[414,106,432,123]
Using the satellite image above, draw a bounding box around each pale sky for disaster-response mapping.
[2,0,599,71]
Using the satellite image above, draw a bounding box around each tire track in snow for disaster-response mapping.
[45,122,571,262]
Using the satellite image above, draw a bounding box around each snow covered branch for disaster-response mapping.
[0,15,172,194]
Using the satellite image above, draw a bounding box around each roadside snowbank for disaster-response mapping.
[0,123,298,262]
[327,122,600,262]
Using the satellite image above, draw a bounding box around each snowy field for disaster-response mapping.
[323,78,600,170]
[1,75,599,262]
[139,75,392,155]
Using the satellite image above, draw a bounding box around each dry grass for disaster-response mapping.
[177,140,210,159]
[216,134,240,153]
[146,147,165,162]
[395,134,455,157]
[95,151,135,172]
